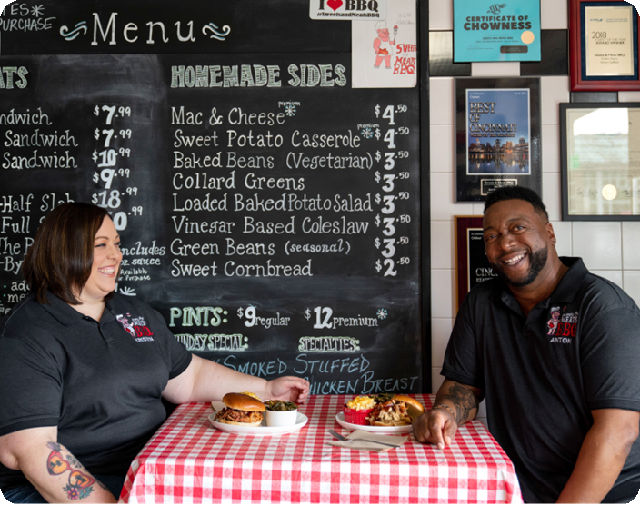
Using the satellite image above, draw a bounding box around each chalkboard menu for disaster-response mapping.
[0,0,428,393]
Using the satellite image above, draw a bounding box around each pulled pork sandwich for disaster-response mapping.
[214,392,265,427]
[366,394,425,426]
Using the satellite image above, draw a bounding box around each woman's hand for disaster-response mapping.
[265,376,310,403]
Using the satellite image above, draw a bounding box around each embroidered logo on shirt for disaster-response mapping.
[116,313,155,342]
[547,306,578,343]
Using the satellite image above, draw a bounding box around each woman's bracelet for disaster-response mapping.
[430,403,455,416]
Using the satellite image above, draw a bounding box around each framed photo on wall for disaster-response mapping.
[560,102,640,220]
[455,216,497,311]
[453,0,541,62]
[569,0,640,91]
[455,77,542,202]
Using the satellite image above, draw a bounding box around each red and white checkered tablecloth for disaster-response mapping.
[120,394,523,504]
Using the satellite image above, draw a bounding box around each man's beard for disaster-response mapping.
[492,246,548,288]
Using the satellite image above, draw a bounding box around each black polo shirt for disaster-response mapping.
[443,257,640,503]
[0,293,192,490]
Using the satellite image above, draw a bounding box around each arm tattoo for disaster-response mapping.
[65,454,85,470]
[45,441,96,500]
[441,383,479,425]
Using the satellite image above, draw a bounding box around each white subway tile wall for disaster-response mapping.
[429,125,455,173]
[428,0,640,393]
[541,0,568,30]
[572,222,623,270]
[428,0,453,30]
[431,317,455,366]
[541,124,560,173]
[542,175,562,221]
[618,91,640,102]
[624,271,640,302]
[541,76,570,126]
[592,270,624,287]
[471,62,521,77]
[623,223,640,269]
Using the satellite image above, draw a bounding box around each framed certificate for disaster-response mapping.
[453,0,541,63]
[455,77,542,202]
[560,103,640,220]
[570,0,640,91]
[455,216,497,311]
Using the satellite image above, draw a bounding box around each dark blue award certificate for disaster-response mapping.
[466,88,530,176]
[455,77,542,202]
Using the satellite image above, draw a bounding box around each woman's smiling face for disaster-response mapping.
[78,216,122,303]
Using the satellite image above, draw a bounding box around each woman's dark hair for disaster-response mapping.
[484,186,549,222]
[22,203,110,304]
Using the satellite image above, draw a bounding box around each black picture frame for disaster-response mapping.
[455,77,542,202]
[560,102,640,220]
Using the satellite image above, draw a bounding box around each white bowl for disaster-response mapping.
[264,409,298,427]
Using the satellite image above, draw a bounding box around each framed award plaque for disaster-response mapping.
[560,103,640,220]
[455,77,542,202]
[570,0,640,91]
[455,216,497,311]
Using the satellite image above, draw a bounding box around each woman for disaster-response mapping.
[0,203,309,503]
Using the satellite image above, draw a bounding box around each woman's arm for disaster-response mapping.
[162,355,310,404]
[0,427,116,503]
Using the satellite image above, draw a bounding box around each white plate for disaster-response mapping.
[208,402,308,436]
[335,412,413,433]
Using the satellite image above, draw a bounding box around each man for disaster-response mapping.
[415,186,640,503]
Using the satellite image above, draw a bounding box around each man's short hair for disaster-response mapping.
[484,186,549,222]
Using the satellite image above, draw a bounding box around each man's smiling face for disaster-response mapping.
[483,199,555,289]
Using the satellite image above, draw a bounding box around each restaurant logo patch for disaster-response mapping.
[547,306,579,343]
[116,313,155,342]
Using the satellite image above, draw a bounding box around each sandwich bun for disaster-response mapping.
[366,394,425,426]
[392,394,424,413]
[217,419,262,427]
[223,392,266,412]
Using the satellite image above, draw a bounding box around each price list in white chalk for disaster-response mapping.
[91,104,141,230]
[373,104,412,277]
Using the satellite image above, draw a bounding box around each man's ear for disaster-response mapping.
[546,222,556,245]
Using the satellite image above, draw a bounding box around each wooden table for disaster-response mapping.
[120,394,523,503]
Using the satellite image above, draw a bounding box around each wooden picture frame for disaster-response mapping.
[455,216,497,311]
[560,102,640,220]
[569,0,640,91]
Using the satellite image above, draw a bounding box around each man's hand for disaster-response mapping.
[414,380,482,450]
[413,409,458,450]
[265,376,310,404]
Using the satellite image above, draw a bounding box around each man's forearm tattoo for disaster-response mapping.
[441,383,479,425]
[45,441,95,500]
